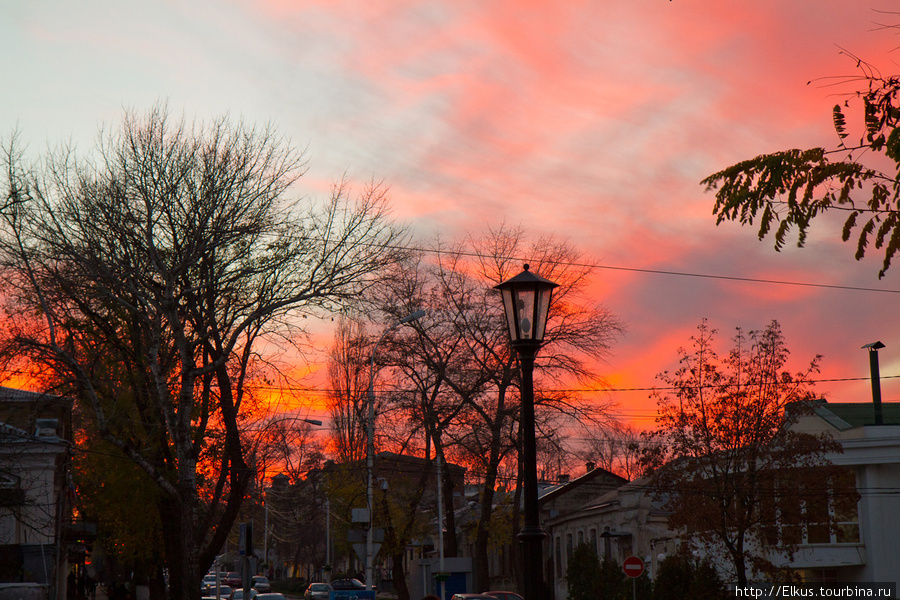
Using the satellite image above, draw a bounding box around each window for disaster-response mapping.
[799,568,838,583]
[554,536,561,578]
[0,473,24,507]
[620,536,633,560]
[766,467,859,546]
[831,470,860,543]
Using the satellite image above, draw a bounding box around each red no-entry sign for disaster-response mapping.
[622,555,644,578]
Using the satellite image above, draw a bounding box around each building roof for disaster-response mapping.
[0,386,61,403]
[539,465,628,506]
[0,386,72,441]
[812,400,900,430]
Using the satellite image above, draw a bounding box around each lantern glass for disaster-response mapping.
[500,287,518,341]
[533,285,552,341]
[495,265,558,346]
[517,287,536,340]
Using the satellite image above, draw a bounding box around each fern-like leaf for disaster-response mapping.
[833,105,848,140]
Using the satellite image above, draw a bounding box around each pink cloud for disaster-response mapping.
[10,0,900,432]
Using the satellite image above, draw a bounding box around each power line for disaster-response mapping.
[373,241,900,295]
[589,262,900,294]
[231,373,900,397]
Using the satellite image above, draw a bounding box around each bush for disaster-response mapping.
[270,577,308,594]
[566,543,602,600]
[653,551,725,600]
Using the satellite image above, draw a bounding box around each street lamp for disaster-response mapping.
[495,264,558,600]
[365,309,427,591]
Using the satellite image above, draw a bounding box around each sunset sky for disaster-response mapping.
[4,1,900,429]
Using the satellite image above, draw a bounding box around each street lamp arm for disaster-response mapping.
[399,308,427,324]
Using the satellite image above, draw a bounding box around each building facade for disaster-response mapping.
[0,387,73,600]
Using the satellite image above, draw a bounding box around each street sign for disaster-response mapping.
[353,542,381,563]
[330,592,375,600]
[351,508,370,524]
[239,522,253,557]
[622,555,644,578]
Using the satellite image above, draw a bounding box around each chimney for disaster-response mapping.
[586,462,596,473]
[558,474,570,485]
[862,341,885,425]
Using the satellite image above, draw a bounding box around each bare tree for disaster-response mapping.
[577,422,647,481]
[370,225,625,591]
[373,250,489,559]
[0,106,407,600]
[326,316,372,464]
[259,417,326,483]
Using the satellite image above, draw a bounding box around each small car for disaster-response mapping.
[330,578,366,591]
[304,582,333,600]
[252,576,271,593]
[483,593,523,600]
[202,584,232,599]
[450,595,499,600]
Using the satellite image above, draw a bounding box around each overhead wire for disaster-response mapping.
[10,235,900,498]
[356,240,900,295]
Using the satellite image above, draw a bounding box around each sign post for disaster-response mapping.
[622,556,644,600]
[240,522,253,598]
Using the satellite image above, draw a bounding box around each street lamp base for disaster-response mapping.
[517,525,548,543]
[518,526,547,600]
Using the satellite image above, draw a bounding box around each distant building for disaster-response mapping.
[0,386,73,600]
[539,464,628,526]
[543,472,666,599]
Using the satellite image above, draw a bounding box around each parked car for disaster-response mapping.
[202,584,232,599]
[483,593,523,600]
[304,582,333,600]
[251,576,271,593]
[224,572,243,588]
[330,579,366,591]
[230,589,258,600]
[256,594,286,600]
[450,595,499,600]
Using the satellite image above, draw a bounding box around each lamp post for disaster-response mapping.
[495,264,557,600]
[366,309,427,591]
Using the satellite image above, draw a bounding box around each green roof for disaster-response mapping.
[815,401,900,429]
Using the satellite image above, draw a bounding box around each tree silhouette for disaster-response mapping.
[645,320,848,586]
[0,105,407,600]
[704,54,900,278]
